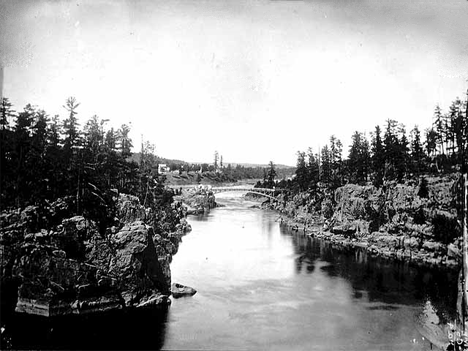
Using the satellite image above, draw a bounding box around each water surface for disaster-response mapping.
[163,192,458,350]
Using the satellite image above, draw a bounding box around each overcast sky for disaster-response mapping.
[1,0,467,166]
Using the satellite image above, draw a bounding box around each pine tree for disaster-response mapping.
[371,125,384,187]
[425,128,438,157]
[320,145,332,187]
[348,131,370,184]
[433,105,444,155]
[62,97,81,150]
[117,124,132,159]
[0,97,15,131]
[329,135,343,188]
[383,119,400,180]
[295,151,308,191]
[410,126,425,175]
[396,124,409,181]
[45,115,64,199]
[0,98,16,206]
[266,161,277,188]
[13,104,35,206]
[28,109,50,202]
[306,147,320,190]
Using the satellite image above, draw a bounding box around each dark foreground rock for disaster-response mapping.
[0,194,191,318]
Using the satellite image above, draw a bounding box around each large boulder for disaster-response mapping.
[171,283,197,298]
[108,221,170,303]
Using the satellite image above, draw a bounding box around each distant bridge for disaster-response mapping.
[169,185,281,201]
[211,187,279,201]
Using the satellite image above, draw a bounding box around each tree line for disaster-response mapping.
[293,91,468,192]
[0,97,176,233]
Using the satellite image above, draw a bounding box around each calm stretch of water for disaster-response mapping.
[163,192,458,351]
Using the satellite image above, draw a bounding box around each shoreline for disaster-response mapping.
[272,211,460,270]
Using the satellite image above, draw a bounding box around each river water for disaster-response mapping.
[162,192,459,351]
[4,192,459,350]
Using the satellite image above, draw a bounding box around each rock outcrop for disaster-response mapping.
[266,175,463,268]
[170,283,197,298]
[0,193,191,317]
[176,187,217,215]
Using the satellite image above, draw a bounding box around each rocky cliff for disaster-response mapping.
[0,193,190,318]
[268,175,463,267]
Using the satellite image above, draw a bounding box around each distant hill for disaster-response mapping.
[128,153,294,169]
[226,162,294,169]
[127,153,188,166]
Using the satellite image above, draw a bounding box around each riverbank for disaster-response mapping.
[259,174,462,269]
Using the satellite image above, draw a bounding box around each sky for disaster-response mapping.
[1,0,467,166]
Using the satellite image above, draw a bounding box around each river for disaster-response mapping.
[4,192,459,350]
[163,192,458,350]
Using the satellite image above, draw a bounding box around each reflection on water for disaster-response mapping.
[287,229,457,313]
[164,193,458,350]
[6,307,168,350]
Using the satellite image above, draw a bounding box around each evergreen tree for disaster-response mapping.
[0,97,15,130]
[371,125,384,187]
[396,124,409,181]
[425,128,438,157]
[62,97,81,150]
[12,104,35,206]
[320,145,332,187]
[0,98,16,205]
[306,147,320,190]
[266,161,277,188]
[348,131,370,184]
[383,119,400,180]
[28,109,50,202]
[295,151,308,191]
[329,135,343,188]
[46,115,65,199]
[433,105,444,155]
[410,126,425,175]
[117,124,132,159]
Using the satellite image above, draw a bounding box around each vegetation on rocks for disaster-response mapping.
[0,97,193,323]
[263,90,468,268]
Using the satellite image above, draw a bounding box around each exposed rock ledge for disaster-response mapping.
[265,175,463,269]
[1,194,191,317]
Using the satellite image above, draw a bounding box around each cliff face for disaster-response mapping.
[0,194,190,317]
[269,175,462,267]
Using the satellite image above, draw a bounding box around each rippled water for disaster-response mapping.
[163,192,458,351]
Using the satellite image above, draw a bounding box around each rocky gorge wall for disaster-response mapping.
[0,193,191,319]
[266,175,463,268]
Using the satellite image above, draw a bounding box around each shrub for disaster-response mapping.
[432,213,459,245]
[417,177,429,198]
